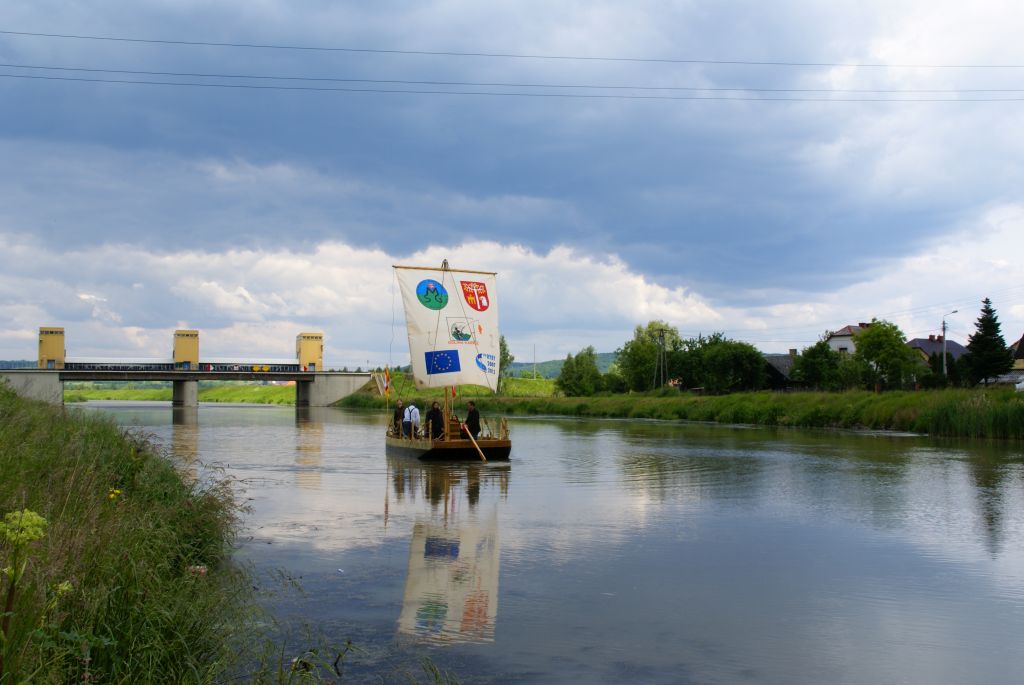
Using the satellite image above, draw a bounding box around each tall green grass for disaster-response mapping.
[65,384,297,404]
[344,387,1024,439]
[0,384,247,682]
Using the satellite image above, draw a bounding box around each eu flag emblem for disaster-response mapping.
[425,350,461,375]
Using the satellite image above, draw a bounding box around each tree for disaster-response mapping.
[616,321,680,392]
[556,347,604,396]
[555,353,577,396]
[670,333,725,389]
[791,337,841,390]
[852,319,918,389]
[497,335,514,393]
[574,346,604,396]
[703,341,766,393]
[963,298,1013,386]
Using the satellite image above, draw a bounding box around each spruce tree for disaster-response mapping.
[964,298,1013,386]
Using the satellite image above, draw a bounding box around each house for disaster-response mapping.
[994,332,1024,386]
[1011,332,1024,370]
[825,323,871,355]
[763,350,800,390]
[906,334,966,363]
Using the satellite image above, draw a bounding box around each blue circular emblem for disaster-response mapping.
[416,279,449,310]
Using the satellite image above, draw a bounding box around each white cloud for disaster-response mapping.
[2,198,1022,365]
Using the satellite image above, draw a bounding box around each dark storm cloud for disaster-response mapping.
[2,0,1022,308]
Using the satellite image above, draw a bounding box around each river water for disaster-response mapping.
[80,401,1024,684]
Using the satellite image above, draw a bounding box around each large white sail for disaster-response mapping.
[395,265,501,390]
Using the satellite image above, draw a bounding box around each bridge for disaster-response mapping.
[0,327,372,408]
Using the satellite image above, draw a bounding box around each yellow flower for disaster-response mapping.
[0,509,47,547]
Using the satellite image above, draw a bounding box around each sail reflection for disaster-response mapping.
[390,458,508,644]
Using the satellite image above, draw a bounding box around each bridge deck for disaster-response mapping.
[55,371,370,382]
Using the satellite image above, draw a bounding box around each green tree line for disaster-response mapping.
[553,298,1019,397]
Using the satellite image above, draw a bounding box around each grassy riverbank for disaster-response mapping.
[0,384,246,682]
[63,378,1024,440]
[346,387,1024,440]
[65,383,298,404]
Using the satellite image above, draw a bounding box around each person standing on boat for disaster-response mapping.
[465,401,481,439]
[403,402,420,438]
[425,401,445,440]
[392,399,404,436]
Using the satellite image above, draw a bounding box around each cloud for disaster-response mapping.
[0,231,723,362]
[2,1,1024,360]
[2,198,1023,365]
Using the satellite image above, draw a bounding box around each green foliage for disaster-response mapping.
[670,333,725,389]
[507,352,617,379]
[0,385,248,682]
[555,346,604,397]
[435,388,1024,439]
[791,338,841,390]
[963,298,1014,386]
[852,319,919,389]
[498,335,514,394]
[65,383,297,404]
[616,321,679,392]
[700,340,766,393]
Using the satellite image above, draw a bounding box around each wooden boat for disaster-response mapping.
[385,409,511,461]
[386,261,511,462]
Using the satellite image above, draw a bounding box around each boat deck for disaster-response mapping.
[385,434,511,461]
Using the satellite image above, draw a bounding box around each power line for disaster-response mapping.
[5,73,1024,102]
[3,29,1024,69]
[4,62,1024,94]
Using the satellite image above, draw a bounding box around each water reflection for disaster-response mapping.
[390,458,508,644]
[171,407,199,483]
[81,403,1024,683]
[294,408,324,491]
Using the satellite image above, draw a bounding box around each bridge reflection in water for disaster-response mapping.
[388,457,510,645]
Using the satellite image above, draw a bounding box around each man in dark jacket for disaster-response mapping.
[391,399,404,436]
[465,401,481,439]
[425,401,445,439]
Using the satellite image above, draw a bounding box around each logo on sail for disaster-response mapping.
[425,350,462,375]
[460,281,490,312]
[416,279,449,310]
[447,318,478,344]
[475,353,497,374]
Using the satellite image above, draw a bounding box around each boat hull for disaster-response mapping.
[385,435,511,461]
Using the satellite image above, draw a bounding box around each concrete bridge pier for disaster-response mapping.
[0,371,63,405]
[296,373,369,407]
[172,380,198,407]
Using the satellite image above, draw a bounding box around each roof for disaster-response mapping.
[1012,333,1024,359]
[994,368,1024,385]
[906,338,967,360]
[828,323,870,339]
[763,353,795,379]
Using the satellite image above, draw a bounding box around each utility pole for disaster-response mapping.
[655,327,671,387]
[942,310,957,378]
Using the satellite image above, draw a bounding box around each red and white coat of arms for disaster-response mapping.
[460,281,490,312]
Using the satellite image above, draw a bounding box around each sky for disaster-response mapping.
[2,0,1024,367]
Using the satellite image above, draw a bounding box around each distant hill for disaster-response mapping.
[0,360,34,369]
[508,352,617,379]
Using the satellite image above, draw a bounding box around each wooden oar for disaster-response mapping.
[462,424,488,462]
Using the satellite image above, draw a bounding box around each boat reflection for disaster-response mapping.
[390,457,508,644]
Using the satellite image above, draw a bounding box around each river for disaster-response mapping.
[79,401,1024,684]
